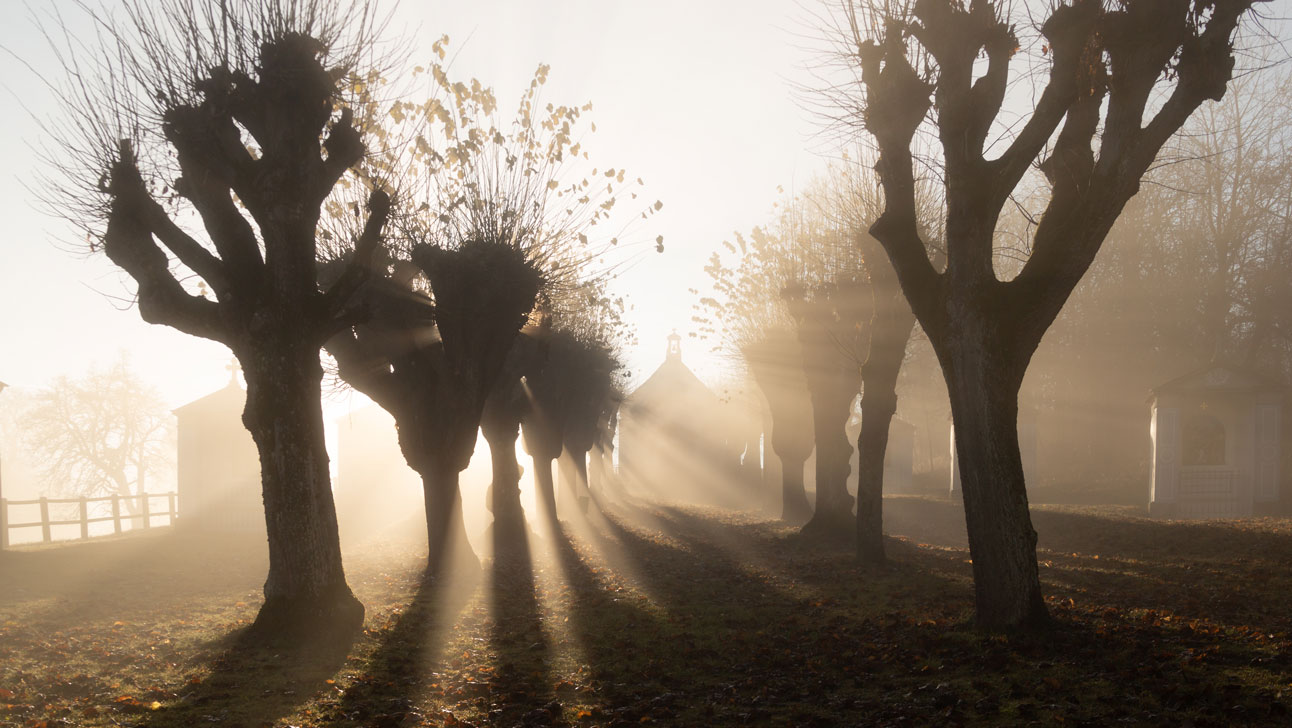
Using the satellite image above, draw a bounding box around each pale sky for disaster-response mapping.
[0,0,828,411]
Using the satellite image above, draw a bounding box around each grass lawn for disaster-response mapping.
[2,494,1291,727]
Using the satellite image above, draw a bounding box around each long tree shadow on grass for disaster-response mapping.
[549,501,965,726]
[137,625,355,728]
[886,496,1292,633]
[485,529,558,726]
[589,500,1292,725]
[327,567,481,726]
[884,494,1292,563]
[539,518,676,724]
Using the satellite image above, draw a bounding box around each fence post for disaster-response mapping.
[111,495,122,534]
[39,497,51,543]
[167,492,176,526]
[79,497,89,540]
[0,498,7,549]
[141,494,151,529]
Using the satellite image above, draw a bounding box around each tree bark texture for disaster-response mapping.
[242,343,362,640]
[941,325,1046,628]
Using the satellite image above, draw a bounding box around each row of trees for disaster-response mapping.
[42,0,1271,640]
[699,0,1268,630]
[698,165,927,564]
[44,0,642,642]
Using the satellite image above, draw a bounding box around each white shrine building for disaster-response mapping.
[1149,364,1283,519]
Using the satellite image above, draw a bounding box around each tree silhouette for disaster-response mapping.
[521,326,623,524]
[741,328,815,523]
[556,333,623,510]
[851,240,918,565]
[840,0,1264,628]
[326,61,650,572]
[328,240,541,575]
[700,188,876,528]
[43,0,402,641]
[788,277,870,541]
[481,332,545,554]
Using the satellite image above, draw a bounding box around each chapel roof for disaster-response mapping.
[173,376,245,418]
[1151,363,1285,397]
[623,332,723,417]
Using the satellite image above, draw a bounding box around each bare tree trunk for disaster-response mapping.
[484,415,526,547]
[800,387,856,541]
[760,417,782,514]
[572,450,590,513]
[422,463,479,577]
[242,344,362,642]
[942,334,1047,630]
[856,385,897,566]
[588,444,605,499]
[113,474,142,517]
[739,430,762,493]
[556,451,578,518]
[532,455,558,526]
[856,279,917,567]
[781,455,810,523]
[597,442,623,500]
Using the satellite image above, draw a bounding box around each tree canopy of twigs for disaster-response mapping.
[322,46,664,323]
[19,356,172,510]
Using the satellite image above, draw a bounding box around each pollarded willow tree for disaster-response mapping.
[523,286,630,522]
[783,211,872,541]
[700,188,873,532]
[478,282,632,551]
[40,0,398,641]
[836,0,1265,628]
[325,59,653,574]
[806,163,933,564]
[701,225,815,523]
[702,167,932,548]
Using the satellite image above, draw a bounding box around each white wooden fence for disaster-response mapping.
[0,492,177,548]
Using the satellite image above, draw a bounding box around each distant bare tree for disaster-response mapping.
[21,357,171,515]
